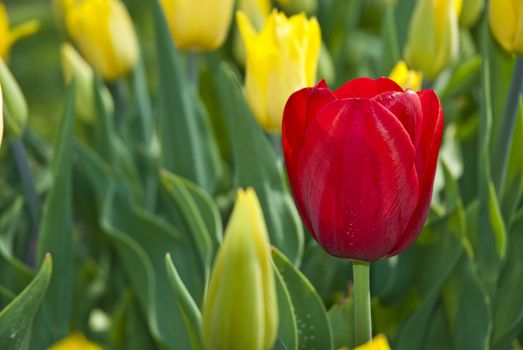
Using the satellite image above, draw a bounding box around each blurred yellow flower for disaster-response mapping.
[404,0,461,79]
[354,334,391,350]
[64,0,138,81]
[0,3,40,60]
[238,10,321,133]
[160,0,234,51]
[389,60,423,91]
[202,188,278,350]
[48,332,103,350]
[489,0,523,54]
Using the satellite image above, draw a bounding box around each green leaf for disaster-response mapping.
[272,248,333,350]
[328,297,354,349]
[492,211,523,349]
[488,182,507,258]
[36,83,76,339]
[501,98,523,220]
[160,170,216,278]
[208,61,303,265]
[165,254,203,350]
[273,266,298,350]
[442,256,492,350]
[74,144,205,349]
[394,207,464,350]
[152,1,222,194]
[438,55,481,100]
[0,254,52,349]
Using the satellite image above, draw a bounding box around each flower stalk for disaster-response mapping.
[353,261,372,346]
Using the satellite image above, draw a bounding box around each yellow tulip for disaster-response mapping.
[202,188,278,350]
[0,3,40,60]
[48,332,103,350]
[354,334,391,350]
[160,0,234,51]
[489,0,523,54]
[233,0,271,65]
[64,0,138,81]
[404,0,461,79]
[389,60,423,91]
[238,10,321,133]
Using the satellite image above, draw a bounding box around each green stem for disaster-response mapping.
[11,137,41,266]
[493,56,523,195]
[353,261,372,346]
[188,52,199,90]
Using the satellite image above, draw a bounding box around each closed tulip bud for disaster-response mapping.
[0,58,28,138]
[404,0,460,79]
[354,335,391,350]
[282,78,443,261]
[489,0,523,54]
[203,188,278,350]
[60,43,113,122]
[64,0,139,81]
[160,0,234,51]
[238,10,321,133]
[460,0,484,27]
[49,332,103,350]
[389,60,423,91]
[276,0,318,15]
[0,3,40,60]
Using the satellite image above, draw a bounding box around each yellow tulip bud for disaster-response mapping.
[203,188,278,350]
[354,334,391,350]
[0,57,27,138]
[0,3,40,60]
[460,0,484,27]
[489,0,523,54]
[48,332,103,350]
[389,60,423,91]
[64,0,139,81]
[404,0,460,79]
[276,0,318,15]
[238,10,321,133]
[60,43,114,122]
[160,0,234,51]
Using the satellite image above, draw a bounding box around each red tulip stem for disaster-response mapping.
[353,261,372,346]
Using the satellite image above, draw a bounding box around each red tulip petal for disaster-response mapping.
[335,77,404,99]
[388,90,444,256]
[282,82,336,236]
[296,98,419,261]
[373,90,423,145]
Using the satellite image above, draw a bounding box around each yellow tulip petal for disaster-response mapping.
[354,334,391,350]
[237,10,321,133]
[48,332,103,350]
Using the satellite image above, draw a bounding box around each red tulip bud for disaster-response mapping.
[282,78,444,262]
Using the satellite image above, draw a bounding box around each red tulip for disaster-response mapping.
[282,78,444,262]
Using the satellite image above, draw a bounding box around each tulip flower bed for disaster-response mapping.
[0,0,522,349]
